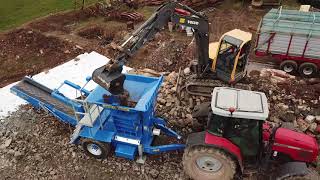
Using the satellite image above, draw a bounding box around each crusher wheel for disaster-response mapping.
[82,139,111,159]
[183,146,237,180]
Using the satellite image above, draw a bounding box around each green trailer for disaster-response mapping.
[255,7,320,77]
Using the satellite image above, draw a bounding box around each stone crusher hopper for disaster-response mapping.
[10,74,185,163]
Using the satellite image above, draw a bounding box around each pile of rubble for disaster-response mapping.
[0,107,187,179]
[137,67,320,141]
[107,11,144,22]
[94,2,144,22]
[0,68,319,179]
[250,69,320,139]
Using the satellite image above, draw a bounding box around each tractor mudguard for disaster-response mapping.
[186,131,244,172]
[275,162,309,180]
[273,127,319,163]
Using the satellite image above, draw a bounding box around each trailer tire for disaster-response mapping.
[82,139,110,159]
[183,146,236,180]
[298,63,318,78]
[280,60,298,74]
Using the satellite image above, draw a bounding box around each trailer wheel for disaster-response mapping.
[280,60,298,74]
[82,139,110,159]
[183,146,236,180]
[298,63,318,78]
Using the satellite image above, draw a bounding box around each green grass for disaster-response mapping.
[0,0,101,31]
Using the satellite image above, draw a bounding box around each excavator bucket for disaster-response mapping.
[92,65,125,95]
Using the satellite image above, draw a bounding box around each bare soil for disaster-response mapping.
[0,28,85,87]
[0,1,319,179]
[0,1,273,88]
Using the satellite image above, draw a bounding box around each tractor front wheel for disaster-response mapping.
[82,139,111,159]
[183,146,236,180]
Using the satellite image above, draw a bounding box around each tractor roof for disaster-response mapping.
[211,87,269,121]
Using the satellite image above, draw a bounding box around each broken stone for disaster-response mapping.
[14,151,23,158]
[297,105,307,111]
[0,138,12,149]
[189,98,194,109]
[281,122,295,130]
[305,115,315,124]
[7,149,15,155]
[164,58,173,65]
[186,114,193,120]
[277,103,289,111]
[269,116,280,123]
[279,112,295,122]
[183,67,191,75]
[315,116,320,123]
[296,118,310,132]
[158,98,166,105]
[308,123,318,134]
[75,45,84,50]
[166,72,177,84]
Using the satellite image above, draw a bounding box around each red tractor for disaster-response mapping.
[183,87,319,180]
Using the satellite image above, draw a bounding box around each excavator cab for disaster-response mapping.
[210,29,252,84]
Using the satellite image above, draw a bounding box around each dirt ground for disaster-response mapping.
[0,1,319,180]
[0,1,271,88]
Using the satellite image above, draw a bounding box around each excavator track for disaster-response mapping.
[185,78,251,97]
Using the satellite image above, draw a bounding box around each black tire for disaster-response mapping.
[298,63,318,78]
[183,146,236,180]
[280,60,298,74]
[82,139,111,159]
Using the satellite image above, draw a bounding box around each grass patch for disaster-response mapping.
[0,0,102,31]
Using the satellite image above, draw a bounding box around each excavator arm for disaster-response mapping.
[92,1,210,94]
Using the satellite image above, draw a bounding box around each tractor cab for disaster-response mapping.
[208,87,269,158]
[184,87,318,180]
[210,29,252,83]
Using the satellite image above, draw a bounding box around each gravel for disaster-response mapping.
[0,70,319,179]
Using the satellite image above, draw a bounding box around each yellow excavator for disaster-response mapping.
[92,1,252,96]
[186,29,252,96]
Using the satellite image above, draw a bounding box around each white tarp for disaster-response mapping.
[0,51,130,119]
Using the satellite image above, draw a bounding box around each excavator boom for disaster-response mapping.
[92,1,210,94]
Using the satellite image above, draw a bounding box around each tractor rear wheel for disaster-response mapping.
[82,139,111,159]
[183,146,236,180]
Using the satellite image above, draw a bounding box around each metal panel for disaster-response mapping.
[269,34,291,54]
[257,33,271,51]
[305,37,320,59]
[257,8,320,59]
[211,87,269,120]
[288,36,307,57]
